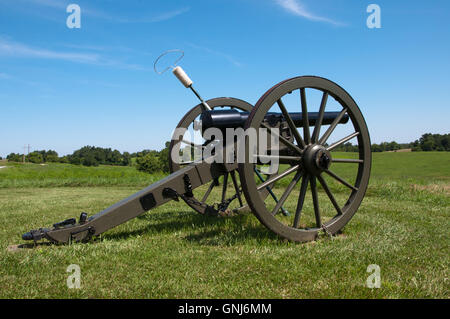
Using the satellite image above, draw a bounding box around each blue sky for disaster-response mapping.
[0,0,449,157]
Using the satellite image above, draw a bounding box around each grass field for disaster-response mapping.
[0,152,449,298]
[0,162,164,188]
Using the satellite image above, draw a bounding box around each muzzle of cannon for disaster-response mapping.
[22,58,371,244]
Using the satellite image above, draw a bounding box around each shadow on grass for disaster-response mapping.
[12,210,289,248]
[183,226,279,246]
[103,210,279,245]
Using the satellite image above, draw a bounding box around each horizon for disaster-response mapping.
[0,132,442,159]
[1,0,449,158]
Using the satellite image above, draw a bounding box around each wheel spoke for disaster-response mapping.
[293,174,309,228]
[271,171,302,216]
[181,139,203,148]
[221,173,229,202]
[257,165,300,191]
[230,170,243,207]
[310,176,321,228]
[261,122,303,155]
[327,132,360,151]
[257,154,302,162]
[277,98,306,149]
[311,92,328,143]
[317,175,343,216]
[300,88,311,145]
[318,108,348,145]
[324,169,358,192]
[332,158,364,164]
[255,168,290,216]
[201,180,216,203]
[179,161,194,165]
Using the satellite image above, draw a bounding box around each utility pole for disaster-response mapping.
[22,144,30,163]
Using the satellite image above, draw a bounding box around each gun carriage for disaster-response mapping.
[22,52,371,244]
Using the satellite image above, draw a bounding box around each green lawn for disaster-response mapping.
[0,162,164,188]
[0,152,449,298]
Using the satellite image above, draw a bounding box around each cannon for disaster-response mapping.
[22,53,371,244]
[200,109,349,132]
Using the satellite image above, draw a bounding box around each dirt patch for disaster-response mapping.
[395,148,412,152]
[386,149,412,153]
[7,244,24,252]
[411,184,450,195]
[7,242,53,252]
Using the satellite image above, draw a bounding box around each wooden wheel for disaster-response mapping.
[239,76,371,241]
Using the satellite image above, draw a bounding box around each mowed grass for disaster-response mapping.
[0,152,449,298]
[0,162,164,188]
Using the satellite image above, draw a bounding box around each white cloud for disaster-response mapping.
[21,0,189,24]
[187,43,243,67]
[137,7,190,23]
[0,38,99,63]
[27,0,67,9]
[275,0,343,25]
[0,38,147,70]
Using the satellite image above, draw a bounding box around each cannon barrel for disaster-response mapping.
[200,109,349,131]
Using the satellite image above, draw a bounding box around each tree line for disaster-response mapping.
[410,133,450,151]
[5,133,449,172]
[67,146,132,167]
[5,143,172,174]
[331,133,449,152]
[6,150,59,164]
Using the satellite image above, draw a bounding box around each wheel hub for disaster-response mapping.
[302,144,332,175]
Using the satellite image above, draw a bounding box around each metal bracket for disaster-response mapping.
[162,188,179,201]
[183,174,194,197]
[69,226,95,244]
[53,218,76,229]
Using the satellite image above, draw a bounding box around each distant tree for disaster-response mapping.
[134,142,171,174]
[330,142,358,152]
[371,144,383,152]
[122,152,131,166]
[46,154,59,162]
[67,146,131,166]
[371,140,412,152]
[387,141,400,151]
[421,140,434,151]
[412,133,450,152]
[7,153,22,162]
[136,152,162,174]
[111,150,122,165]
[158,141,170,173]
[82,154,99,167]
[27,152,44,164]
[7,149,60,163]
[59,156,70,164]
[43,150,59,162]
